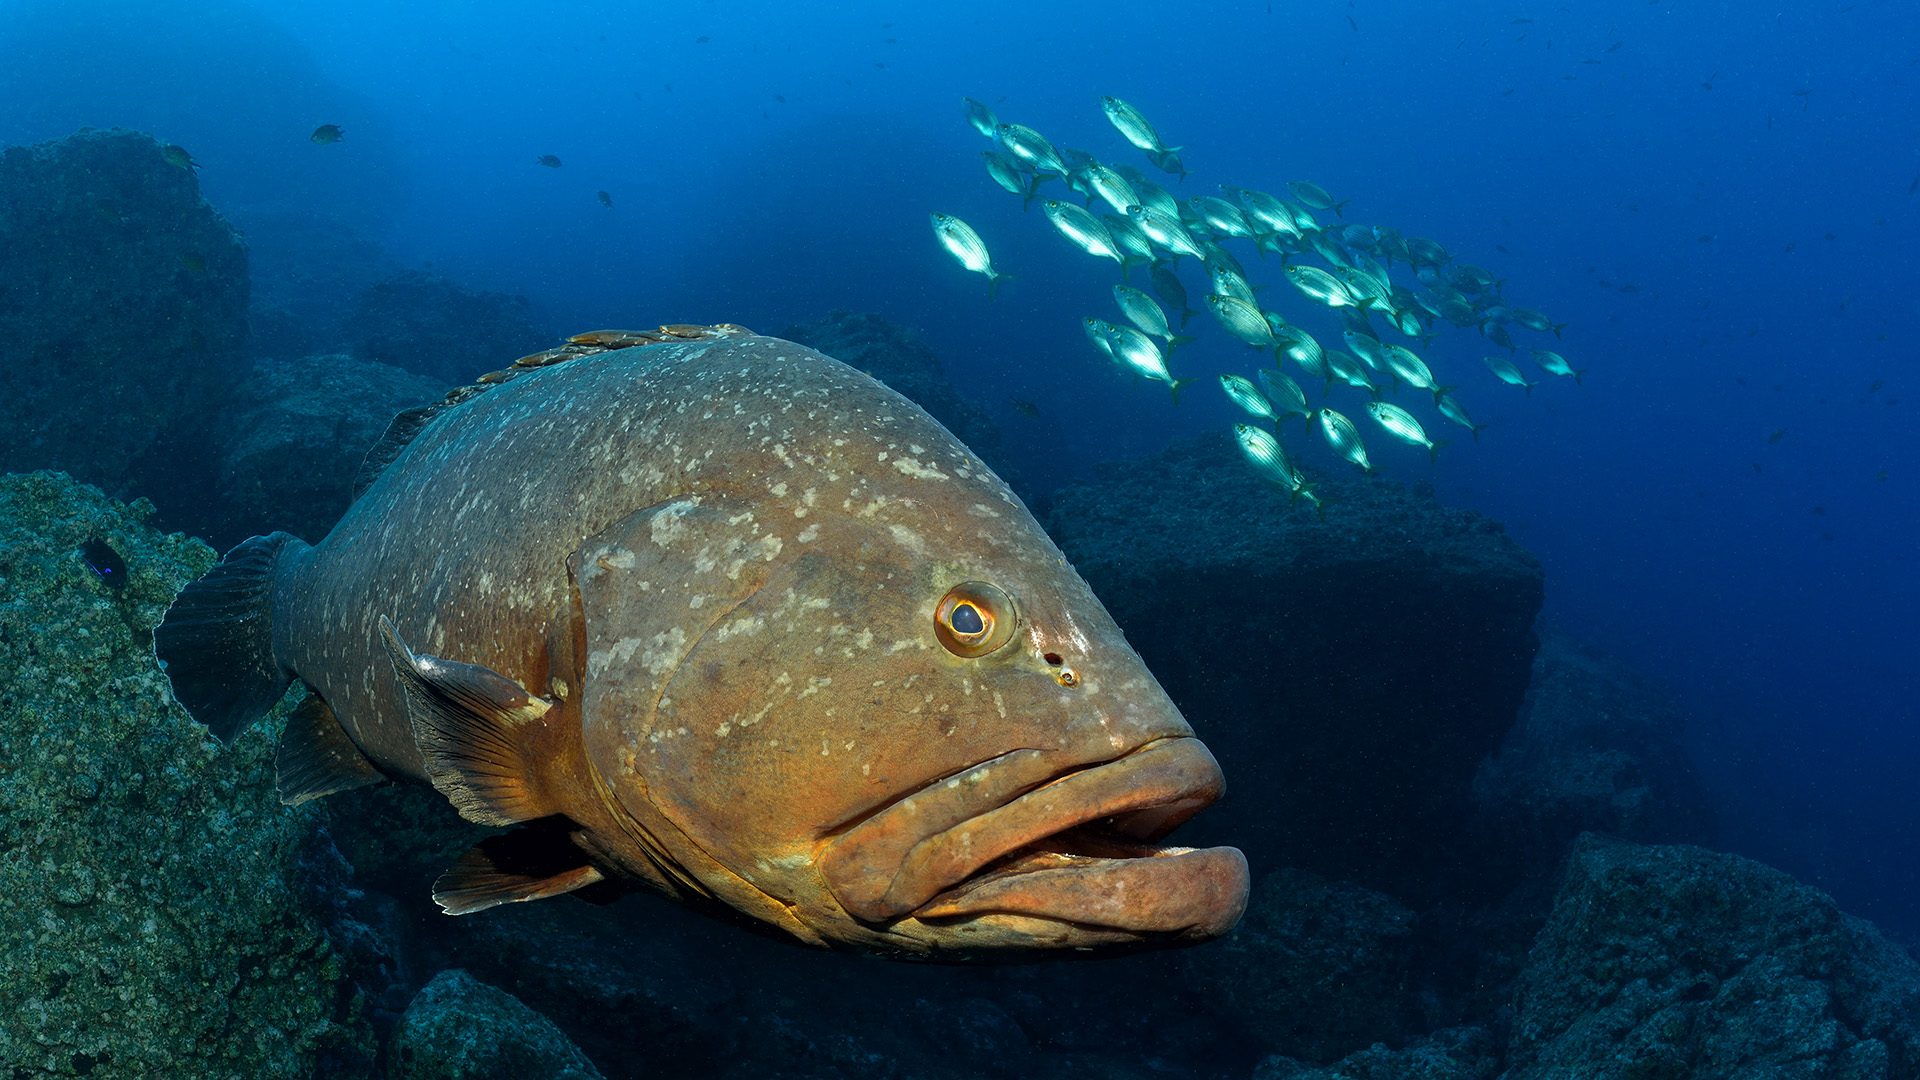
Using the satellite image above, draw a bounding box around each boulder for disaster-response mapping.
[1046,431,1544,900]
[0,472,374,1078]
[386,969,603,1080]
[0,128,249,502]
[1186,869,1421,1063]
[210,354,448,547]
[1506,833,1920,1080]
[344,270,551,385]
[1252,1027,1499,1080]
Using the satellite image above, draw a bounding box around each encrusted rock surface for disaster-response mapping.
[1506,833,1920,1080]
[1047,431,1544,901]
[210,354,447,547]
[0,472,373,1078]
[386,969,602,1080]
[1252,1027,1500,1080]
[0,128,249,499]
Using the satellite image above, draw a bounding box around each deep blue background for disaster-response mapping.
[2,0,1915,930]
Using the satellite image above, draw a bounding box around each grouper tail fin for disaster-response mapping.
[154,532,307,744]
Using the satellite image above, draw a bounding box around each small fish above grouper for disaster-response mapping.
[155,327,1248,959]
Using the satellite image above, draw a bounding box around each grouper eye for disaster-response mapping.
[934,581,1016,658]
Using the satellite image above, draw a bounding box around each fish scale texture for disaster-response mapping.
[0,471,373,1078]
[1506,833,1920,1080]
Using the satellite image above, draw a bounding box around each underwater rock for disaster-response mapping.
[0,472,373,1078]
[386,969,603,1080]
[236,209,402,362]
[345,269,551,385]
[781,310,1021,496]
[0,128,249,499]
[1506,833,1920,1080]
[1471,629,1715,889]
[1251,1026,1499,1080]
[212,353,448,547]
[1186,868,1421,1063]
[1047,431,1544,901]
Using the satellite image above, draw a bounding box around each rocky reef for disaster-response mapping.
[209,354,448,547]
[0,129,249,506]
[1047,430,1544,903]
[344,269,552,385]
[386,969,602,1080]
[0,472,376,1078]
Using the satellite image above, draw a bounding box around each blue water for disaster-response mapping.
[3,0,1915,931]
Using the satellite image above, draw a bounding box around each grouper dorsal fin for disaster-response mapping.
[378,616,555,827]
[432,818,608,915]
[275,693,385,805]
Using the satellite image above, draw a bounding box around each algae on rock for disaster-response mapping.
[0,471,373,1078]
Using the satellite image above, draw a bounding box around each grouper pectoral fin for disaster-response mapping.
[378,616,556,828]
[275,693,385,805]
[433,819,609,915]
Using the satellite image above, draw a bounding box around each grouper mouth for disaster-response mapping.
[818,738,1249,943]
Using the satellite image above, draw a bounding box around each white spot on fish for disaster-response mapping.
[891,457,949,481]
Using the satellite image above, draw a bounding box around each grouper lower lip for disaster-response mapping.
[821,737,1246,938]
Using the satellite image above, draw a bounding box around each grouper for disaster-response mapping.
[156,324,1249,959]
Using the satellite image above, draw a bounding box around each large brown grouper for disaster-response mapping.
[156,325,1249,958]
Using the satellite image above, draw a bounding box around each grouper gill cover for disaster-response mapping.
[154,324,1250,959]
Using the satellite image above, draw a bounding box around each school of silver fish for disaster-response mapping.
[934,95,1585,506]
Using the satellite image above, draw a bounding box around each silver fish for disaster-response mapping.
[1219,374,1275,420]
[1280,330,1334,388]
[1151,264,1198,328]
[1101,96,1175,152]
[1317,408,1372,471]
[1383,344,1447,402]
[1234,424,1316,511]
[1287,180,1349,217]
[1147,148,1188,181]
[1115,284,1193,352]
[1325,349,1377,395]
[1102,213,1157,271]
[1209,263,1257,306]
[1531,349,1585,383]
[1189,196,1253,238]
[1287,265,1355,307]
[1511,307,1567,337]
[1085,317,1121,363]
[1127,204,1204,259]
[964,97,998,138]
[1085,164,1141,215]
[1100,322,1193,403]
[1367,401,1442,463]
[1343,330,1386,371]
[996,123,1067,175]
[1481,354,1536,394]
[1435,392,1485,441]
[931,213,1013,298]
[983,150,1042,206]
[1044,201,1125,265]
[1258,368,1313,422]
[1207,293,1278,350]
[1129,174,1183,221]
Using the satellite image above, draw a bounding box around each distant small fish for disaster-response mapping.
[696,35,710,43]
[1146,147,1188,181]
[310,124,345,145]
[1436,393,1485,441]
[1606,40,1624,52]
[1909,171,1919,196]
[775,94,787,103]
[931,212,1013,298]
[161,144,199,171]
[1767,428,1788,444]
[597,190,613,208]
[1877,468,1888,482]
[536,155,563,168]
[1870,379,1884,392]
[1701,71,1717,90]
[178,252,206,274]
[1010,398,1043,419]
[1347,14,1359,31]
[1511,17,1534,24]
[81,536,128,590]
